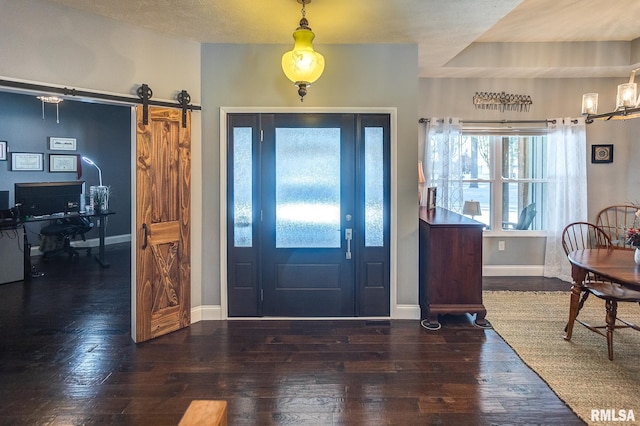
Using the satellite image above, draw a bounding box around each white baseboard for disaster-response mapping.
[483,265,544,276]
[190,304,422,322]
[192,305,223,322]
[393,304,421,319]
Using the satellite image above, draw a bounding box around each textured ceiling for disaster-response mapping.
[43,0,640,78]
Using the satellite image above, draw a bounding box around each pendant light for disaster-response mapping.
[281,0,325,102]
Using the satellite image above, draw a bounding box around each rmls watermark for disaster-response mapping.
[591,409,635,422]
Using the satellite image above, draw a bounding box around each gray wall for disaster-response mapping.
[0,0,203,309]
[201,43,419,306]
[0,91,131,237]
[0,0,201,104]
[419,77,640,268]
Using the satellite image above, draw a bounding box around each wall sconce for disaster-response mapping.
[581,93,598,115]
[281,0,325,102]
[37,95,63,124]
[463,200,481,219]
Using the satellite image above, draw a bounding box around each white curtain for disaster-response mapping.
[543,117,588,282]
[421,117,463,210]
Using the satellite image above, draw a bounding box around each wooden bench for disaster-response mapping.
[178,400,227,426]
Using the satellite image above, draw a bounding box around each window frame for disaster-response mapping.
[460,126,549,236]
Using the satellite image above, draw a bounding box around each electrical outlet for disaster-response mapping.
[498,241,505,251]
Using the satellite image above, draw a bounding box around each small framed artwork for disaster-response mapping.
[48,137,77,151]
[426,186,437,210]
[591,144,614,163]
[49,154,78,172]
[0,140,6,160]
[11,152,44,171]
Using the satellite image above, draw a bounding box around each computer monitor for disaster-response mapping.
[14,181,85,217]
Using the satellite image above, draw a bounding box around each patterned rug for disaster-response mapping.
[483,291,640,425]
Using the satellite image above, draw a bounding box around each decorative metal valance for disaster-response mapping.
[473,91,533,112]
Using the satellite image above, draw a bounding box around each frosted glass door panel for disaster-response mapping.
[233,127,253,247]
[364,127,384,247]
[275,128,341,248]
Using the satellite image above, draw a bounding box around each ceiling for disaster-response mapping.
[43,0,640,79]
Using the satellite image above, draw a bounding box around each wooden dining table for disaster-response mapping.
[566,248,640,350]
[568,248,640,292]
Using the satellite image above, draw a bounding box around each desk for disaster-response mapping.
[0,227,24,284]
[566,248,640,341]
[23,210,115,268]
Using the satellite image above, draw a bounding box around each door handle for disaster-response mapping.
[142,223,149,249]
[345,228,352,259]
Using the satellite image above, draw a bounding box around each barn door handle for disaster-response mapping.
[142,223,149,249]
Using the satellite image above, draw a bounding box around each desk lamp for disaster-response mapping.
[82,156,102,186]
[82,156,109,212]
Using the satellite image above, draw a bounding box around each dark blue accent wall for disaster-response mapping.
[0,91,131,238]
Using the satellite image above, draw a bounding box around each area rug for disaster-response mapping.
[483,291,640,425]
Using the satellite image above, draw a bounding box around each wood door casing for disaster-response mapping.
[135,107,191,342]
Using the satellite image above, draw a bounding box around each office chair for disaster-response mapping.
[39,216,94,260]
[0,207,21,230]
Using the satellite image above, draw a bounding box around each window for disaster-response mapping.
[436,128,548,231]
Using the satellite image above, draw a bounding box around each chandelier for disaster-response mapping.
[581,68,640,123]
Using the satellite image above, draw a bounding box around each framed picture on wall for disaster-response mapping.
[49,154,78,172]
[11,152,44,171]
[0,141,6,161]
[48,137,77,151]
[591,144,614,163]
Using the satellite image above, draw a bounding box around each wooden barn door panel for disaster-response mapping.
[135,107,191,342]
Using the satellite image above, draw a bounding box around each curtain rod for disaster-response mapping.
[418,118,557,124]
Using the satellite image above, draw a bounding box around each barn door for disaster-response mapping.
[135,107,191,342]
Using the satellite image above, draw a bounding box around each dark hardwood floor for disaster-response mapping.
[0,244,583,425]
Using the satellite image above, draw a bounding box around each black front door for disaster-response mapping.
[260,114,355,316]
[227,113,390,317]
